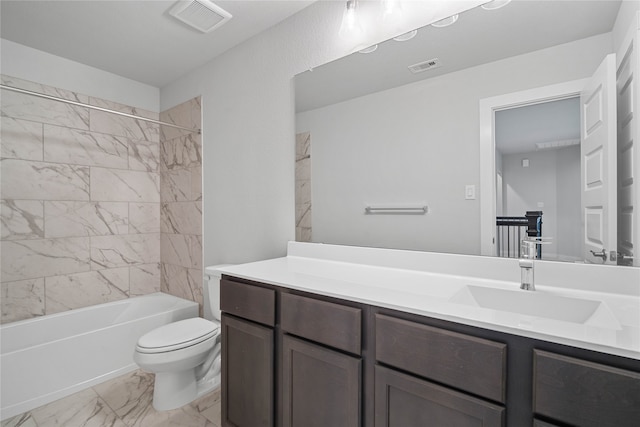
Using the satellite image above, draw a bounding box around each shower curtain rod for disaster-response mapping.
[0,84,202,135]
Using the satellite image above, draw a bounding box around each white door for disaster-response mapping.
[616,21,638,267]
[581,54,617,265]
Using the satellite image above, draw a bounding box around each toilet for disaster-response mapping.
[133,265,230,411]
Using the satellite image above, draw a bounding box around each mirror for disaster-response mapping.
[294,0,637,267]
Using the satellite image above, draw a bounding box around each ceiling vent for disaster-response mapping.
[535,139,581,151]
[408,58,443,74]
[169,0,232,33]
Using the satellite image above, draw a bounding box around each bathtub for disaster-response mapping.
[0,292,198,421]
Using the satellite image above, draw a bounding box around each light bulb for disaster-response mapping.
[431,14,458,28]
[381,0,402,21]
[339,0,363,41]
[481,0,512,11]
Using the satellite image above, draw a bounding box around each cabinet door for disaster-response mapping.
[222,314,274,427]
[282,335,361,427]
[375,365,504,427]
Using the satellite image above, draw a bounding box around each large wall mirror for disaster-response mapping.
[295,0,639,268]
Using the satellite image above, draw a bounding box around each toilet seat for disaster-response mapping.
[136,318,220,354]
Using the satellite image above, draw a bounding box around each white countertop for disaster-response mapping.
[211,242,640,360]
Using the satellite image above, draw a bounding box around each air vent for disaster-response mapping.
[169,0,232,33]
[535,139,580,150]
[408,58,443,74]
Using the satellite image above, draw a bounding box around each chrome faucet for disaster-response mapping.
[519,247,535,291]
[519,238,549,291]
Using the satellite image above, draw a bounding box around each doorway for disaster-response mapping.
[479,79,587,258]
[494,97,581,262]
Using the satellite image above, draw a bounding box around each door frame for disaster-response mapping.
[479,79,587,256]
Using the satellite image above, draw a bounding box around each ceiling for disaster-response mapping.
[295,0,622,113]
[0,0,314,88]
[495,97,580,155]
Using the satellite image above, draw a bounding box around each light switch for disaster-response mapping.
[465,185,476,200]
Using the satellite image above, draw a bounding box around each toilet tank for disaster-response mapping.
[204,265,233,321]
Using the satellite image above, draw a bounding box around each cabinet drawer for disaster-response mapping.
[533,350,640,427]
[220,278,275,326]
[375,314,506,403]
[281,293,361,355]
[375,365,504,427]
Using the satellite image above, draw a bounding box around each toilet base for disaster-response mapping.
[153,370,197,411]
[151,369,221,411]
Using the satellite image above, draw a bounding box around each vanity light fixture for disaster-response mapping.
[381,0,402,22]
[359,44,379,54]
[481,0,512,11]
[393,29,418,42]
[339,0,364,40]
[431,14,459,28]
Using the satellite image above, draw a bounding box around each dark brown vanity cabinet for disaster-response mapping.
[221,279,276,427]
[375,365,504,427]
[374,314,506,427]
[220,276,640,427]
[280,293,363,427]
[282,335,361,427]
[533,350,640,427]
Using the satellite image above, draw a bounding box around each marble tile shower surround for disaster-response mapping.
[159,97,204,313]
[295,132,312,242]
[0,75,162,323]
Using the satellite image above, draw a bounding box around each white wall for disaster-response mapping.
[613,1,640,52]
[0,39,159,112]
[556,146,582,261]
[160,0,487,265]
[296,33,612,255]
[502,146,581,262]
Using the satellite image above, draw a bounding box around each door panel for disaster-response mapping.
[617,30,638,266]
[222,314,274,427]
[374,365,504,427]
[581,53,617,264]
[282,335,361,427]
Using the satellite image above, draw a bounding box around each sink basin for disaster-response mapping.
[449,285,610,324]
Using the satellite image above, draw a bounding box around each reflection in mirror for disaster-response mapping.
[494,97,580,262]
[294,0,638,267]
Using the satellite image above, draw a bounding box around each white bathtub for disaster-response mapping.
[0,292,198,420]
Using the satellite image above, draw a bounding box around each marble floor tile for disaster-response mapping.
[128,403,215,427]
[191,389,221,427]
[3,370,221,427]
[30,388,126,427]
[0,412,38,427]
[92,370,154,425]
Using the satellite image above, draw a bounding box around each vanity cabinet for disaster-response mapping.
[282,335,361,427]
[220,275,640,427]
[533,350,640,427]
[280,292,363,427]
[375,314,506,403]
[375,365,504,427]
[375,314,506,426]
[220,279,276,427]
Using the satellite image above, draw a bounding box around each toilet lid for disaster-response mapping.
[137,317,219,353]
